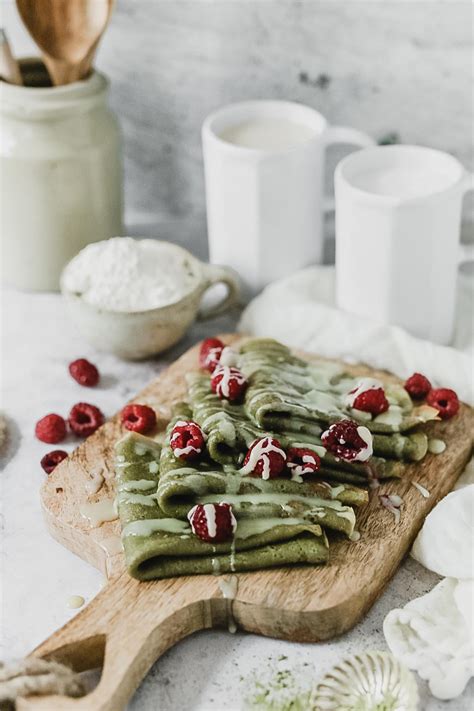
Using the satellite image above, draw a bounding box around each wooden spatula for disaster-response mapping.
[15,0,114,86]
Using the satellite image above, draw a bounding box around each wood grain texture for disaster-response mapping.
[20,335,473,711]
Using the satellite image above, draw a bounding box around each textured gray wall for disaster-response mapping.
[3,1,473,258]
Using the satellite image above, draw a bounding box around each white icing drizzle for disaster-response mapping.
[344,378,383,408]
[170,420,204,458]
[219,347,238,367]
[239,437,286,480]
[354,426,373,462]
[288,452,319,481]
[218,575,239,633]
[148,461,159,474]
[199,492,355,524]
[203,503,217,538]
[373,405,403,427]
[98,536,123,555]
[411,481,430,498]
[235,517,310,539]
[118,479,156,492]
[291,442,326,458]
[79,499,118,527]
[428,438,446,455]
[116,492,157,506]
[85,469,105,496]
[349,530,361,542]
[122,518,190,537]
[67,595,85,609]
[213,365,246,399]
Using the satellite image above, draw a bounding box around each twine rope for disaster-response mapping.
[0,658,86,709]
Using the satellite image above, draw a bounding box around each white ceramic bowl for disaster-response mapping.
[60,240,240,360]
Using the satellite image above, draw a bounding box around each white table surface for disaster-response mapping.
[1,286,472,710]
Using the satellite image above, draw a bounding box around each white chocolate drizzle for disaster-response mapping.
[354,426,373,462]
[79,499,118,527]
[67,595,85,609]
[218,575,239,633]
[239,437,286,480]
[85,469,105,496]
[428,438,446,455]
[122,518,190,538]
[411,481,430,498]
[344,378,383,408]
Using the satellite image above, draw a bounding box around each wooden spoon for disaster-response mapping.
[16,0,114,86]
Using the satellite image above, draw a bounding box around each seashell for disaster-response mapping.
[311,650,419,710]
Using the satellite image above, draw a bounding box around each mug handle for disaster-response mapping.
[459,172,474,264]
[197,263,241,320]
[323,126,375,211]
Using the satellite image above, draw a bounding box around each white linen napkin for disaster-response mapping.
[238,265,473,405]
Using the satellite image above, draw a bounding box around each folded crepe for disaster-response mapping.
[237,340,430,461]
[187,372,407,478]
[116,432,330,580]
[115,336,436,581]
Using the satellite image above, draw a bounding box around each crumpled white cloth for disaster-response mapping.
[411,484,474,580]
[238,265,474,405]
[383,578,474,700]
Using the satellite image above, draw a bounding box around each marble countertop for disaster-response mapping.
[2,286,472,710]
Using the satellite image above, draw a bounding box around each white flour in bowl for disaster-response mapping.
[61,237,197,312]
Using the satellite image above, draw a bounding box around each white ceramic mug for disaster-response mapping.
[335,145,474,345]
[202,100,373,294]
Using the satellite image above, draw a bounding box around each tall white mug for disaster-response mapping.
[335,145,474,345]
[202,101,373,294]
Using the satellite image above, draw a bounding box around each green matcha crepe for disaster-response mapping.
[115,336,435,582]
[116,433,329,580]
[239,339,436,437]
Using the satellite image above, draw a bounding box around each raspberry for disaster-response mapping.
[68,402,104,437]
[35,414,67,444]
[211,365,248,402]
[170,420,205,460]
[121,404,156,434]
[69,358,99,387]
[345,378,389,416]
[199,337,224,372]
[187,503,237,543]
[426,388,459,420]
[321,419,373,462]
[40,450,68,474]
[287,447,320,479]
[241,437,286,479]
[405,373,432,399]
[352,388,389,415]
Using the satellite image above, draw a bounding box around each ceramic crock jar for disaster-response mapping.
[0,59,123,291]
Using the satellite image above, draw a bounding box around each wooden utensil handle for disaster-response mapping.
[18,572,221,711]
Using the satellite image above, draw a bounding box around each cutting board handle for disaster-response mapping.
[17,571,223,711]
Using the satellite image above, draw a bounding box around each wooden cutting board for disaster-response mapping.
[21,336,473,711]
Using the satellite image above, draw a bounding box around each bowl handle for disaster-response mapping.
[197,264,241,320]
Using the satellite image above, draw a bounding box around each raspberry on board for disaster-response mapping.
[170,420,205,460]
[286,447,321,480]
[427,388,459,420]
[404,373,432,399]
[321,419,373,463]
[35,413,67,444]
[240,437,287,479]
[199,337,224,372]
[211,365,248,402]
[187,503,237,543]
[121,404,156,434]
[41,450,68,474]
